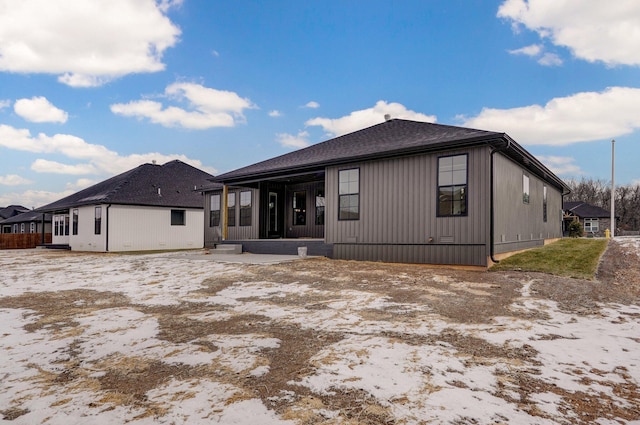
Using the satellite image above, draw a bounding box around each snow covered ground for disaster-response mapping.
[1,239,639,424]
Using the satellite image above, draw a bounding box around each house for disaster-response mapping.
[0,205,30,232]
[0,210,51,235]
[37,160,213,252]
[206,118,569,266]
[563,201,613,237]
[0,210,52,249]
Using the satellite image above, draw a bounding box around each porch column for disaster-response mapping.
[222,184,228,240]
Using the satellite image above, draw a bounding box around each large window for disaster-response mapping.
[584,218,599,233]
[72,209,79,235]
[543,185,548,222]
[293,191,306,225]
[338,168,359,220]
[315,189,325,225]
[437,155,467,216]
[227,192,236,227]
[523,174,530,204]
[240,191,252,226]
[210,194,221,227]
[171,209,186,226]
[95,207,102,235]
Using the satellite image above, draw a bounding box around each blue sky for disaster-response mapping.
[1,0,639,208]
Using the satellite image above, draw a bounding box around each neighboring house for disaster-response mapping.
[563,201,613,237]
[0,210,51,235]
[206,118,569,266]
[37,160,213,252]
[0,205,30,233]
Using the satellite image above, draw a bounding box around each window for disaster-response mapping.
[584,218,599,233]
[171,209,186,226]
[315,189,325,225]
[227,192,236,227]
[95,207,102,235]
[240,191,252,226]
[72,209,79,235]
[20,223,25,233]
[543,185,548,222]
[438,155,467,216]
[13,224,18,234]
[210,194,221,227]
[523,174,530,204]
[64,215,69,236]
[293,191,306,225]
[338,168,359,220]
[30,222,35,233]
[54,216,59,236]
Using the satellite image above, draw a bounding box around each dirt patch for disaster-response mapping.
[1,241,639,423]
[520,239,640,315]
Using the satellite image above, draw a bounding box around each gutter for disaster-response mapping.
[489,138,511,264]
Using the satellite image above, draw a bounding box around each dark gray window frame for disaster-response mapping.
[240,190,252,226]
[227,192,236,227]
[543,185,548,222]
[171,209,186,226]
[210,194,221,227]
[437,154,468,217]
[338,168,360,221]
[72,209,79,235]
[95,207,102,235]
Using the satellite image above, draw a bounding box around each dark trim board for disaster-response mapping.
[222,239,334,257]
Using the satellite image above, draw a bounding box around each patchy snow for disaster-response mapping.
[1,242,639,424]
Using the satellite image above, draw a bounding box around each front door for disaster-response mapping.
[268,191,281,238]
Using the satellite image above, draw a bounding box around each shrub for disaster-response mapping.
[568,220,584,238]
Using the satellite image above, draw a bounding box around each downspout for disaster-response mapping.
[106,204,111,252]
[490,138,511,264]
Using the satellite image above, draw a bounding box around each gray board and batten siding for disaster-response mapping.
[492,154,564,254]
[325,145,492,266]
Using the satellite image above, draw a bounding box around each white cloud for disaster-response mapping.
[508,44,542,57]
[535,155,584,176]
[538,52,563,67]
[66,178,99,191]
[304,101,320,109]
[0,0,181,87]
[14,97,68,123]
[276,131,310,149]
[306,100,437,137]
[0,174,33,186]
[508,44,562,66]
[498,0,640,66]
[111,82,256,129]
[0,100,10,110]
[30,159,98,175]
[0,124,217,176]
[268,110,282,117]
[462,87,640,145]
[0,189,75,209]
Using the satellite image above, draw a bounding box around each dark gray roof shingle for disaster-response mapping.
[37,160,213,212]
[0,210,51,224]
[214,119,502,182]
[563,201,611,218]
[0,205,30,220]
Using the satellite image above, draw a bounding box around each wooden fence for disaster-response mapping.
[0,233,52,249]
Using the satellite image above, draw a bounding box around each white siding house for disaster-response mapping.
[41,160,212,252]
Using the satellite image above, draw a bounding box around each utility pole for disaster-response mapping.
[611,139,615,238]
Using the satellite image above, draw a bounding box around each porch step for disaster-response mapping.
[209,244,242,255]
